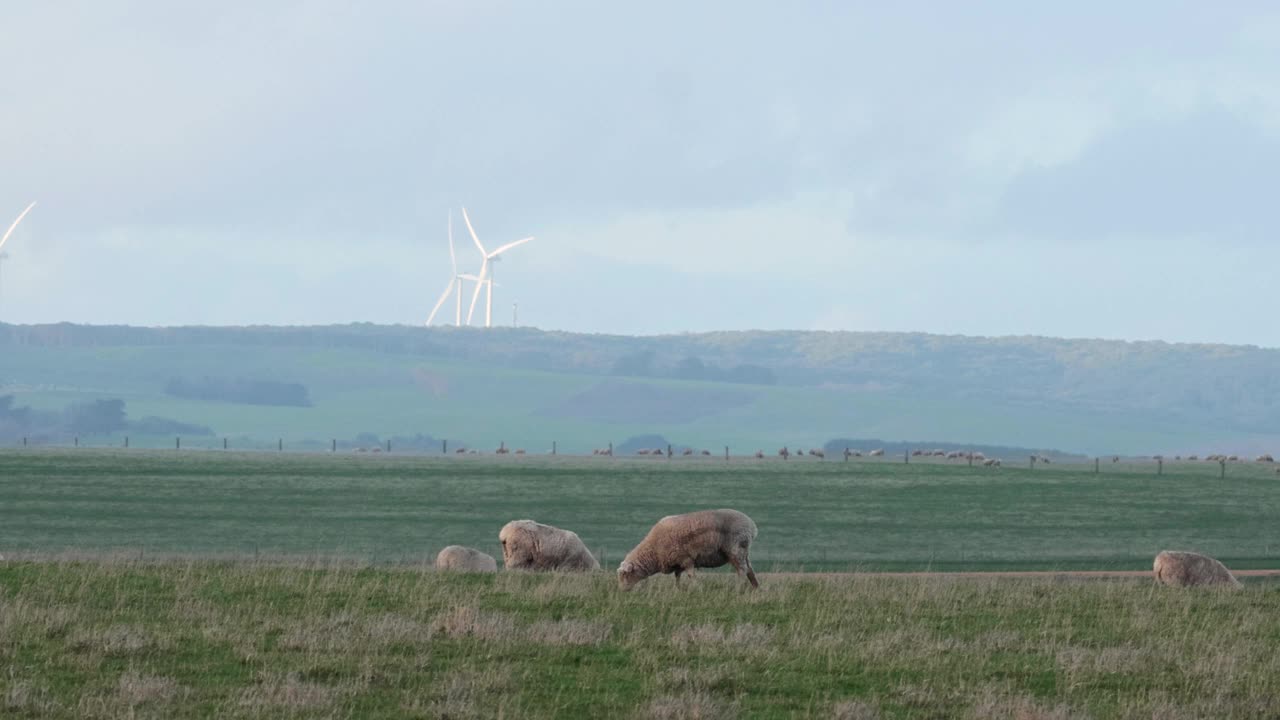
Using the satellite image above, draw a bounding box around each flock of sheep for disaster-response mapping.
[436,509,760,590]
[434,510,1241,590]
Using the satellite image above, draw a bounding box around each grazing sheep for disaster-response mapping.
[495,446,509,455]
[515,449,526,455]
[1153,551,1242,588]
[435,545,498,573]
[911,449,923,457]
[972,452,986,461]
[982,458,1002,467]
[1188,455,1199,461]
[683,448,694,456]
[637,449,651,455]
[778,447,790,459]
[617,509,759,590]
[499,520,600,572]
[1228,455,1239,462]
[455,447,467,454]
[701,449,711,456]
[869,449,885,457]
[754,450,764,459]
[812,449,824,459]
[1257,454,1274,463]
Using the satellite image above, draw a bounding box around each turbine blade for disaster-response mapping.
[0,201,37,252]
[487,236,534,258]
[461,206,486,256]
[426,281,454,325]
[466,262,488,325]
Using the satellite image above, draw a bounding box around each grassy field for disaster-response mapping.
[2,449,1278,572]
[2,560,1278,718]
[5,342,1268,455]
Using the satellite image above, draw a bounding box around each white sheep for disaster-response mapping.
[1153,550,1241,588]
[499,520,600,572]
[617,509,759,590]
[435,545,498,572]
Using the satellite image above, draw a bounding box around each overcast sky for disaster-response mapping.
[2,2,1279,345]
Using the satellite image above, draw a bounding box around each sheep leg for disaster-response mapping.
[729,553,760,589]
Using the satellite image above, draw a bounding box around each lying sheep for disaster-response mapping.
[499,520,600,572]
[1153,550,1241,588]
[617,509,759,590]
[435,545,498,572]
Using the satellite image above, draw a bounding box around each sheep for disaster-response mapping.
[911,449,923,457]
[499,520,600,572]
[455,447,467,454]
[982,458,1002,467]
[1188,455,1199,461]
[972,452,986,461]
[682,448,694,456]
[637,449,651,455]
[701,449,711,456]
[869,449,884,457]
[1257,454,1274,463]
[617,509,759,590]
[495,446,509,455]
[1228,455,1239,462]
[515,449,526,455]
[754,450,764,459]
[1153,550,1242,588]
[778,447,790,459]
[435,545,498,573]
[812,449,825,459]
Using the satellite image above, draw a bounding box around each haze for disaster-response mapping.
[2,3,1278,345]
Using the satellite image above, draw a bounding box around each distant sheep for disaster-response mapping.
[515,449,526,455]
[869,449,884,457]
[683,448,694,456]
[911,449,924,457]
[1257,454,1274,463]
[435,545,498,573]
[778,447,790,459]
[637,449,651,455]
[754,450,764,459]
[701,449,711,456]
[1187,455,1199,461]
[499,520,600,572]
[1153,550,1241,588]
[982,458,1002,467]
[455,447,467,454]
[617,509,758,590]
[1228,455,1239,462]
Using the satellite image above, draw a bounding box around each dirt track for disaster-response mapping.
[763,569,1280,579]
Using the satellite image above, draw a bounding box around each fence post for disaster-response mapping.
[904,449,909,464]
[1157,458,1163,476]
[1029,455,1035,469]
[667,444,672,459]
[278,438,283,452]
[75,436,79,447]
[1220,459,1226,480]
[23,437,26,446]
[176,437,180,450]
[332,439,336,452]
[124,436,129,449]
[608,442,613,456]
[442,439,447,454]
[724,446,729,461]
[386,439,391,453]
[552,440,557,456]
[223,437,227,450]
[1095,457,1099,474]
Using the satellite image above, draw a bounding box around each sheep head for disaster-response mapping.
[617,560,646,590]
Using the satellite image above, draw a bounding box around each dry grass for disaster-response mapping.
[1,557,1279,718]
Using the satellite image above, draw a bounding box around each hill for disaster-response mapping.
[2,322,1278,455]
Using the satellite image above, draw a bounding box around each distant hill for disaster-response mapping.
[2,322,1278,456]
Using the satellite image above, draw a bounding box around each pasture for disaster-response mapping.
[2,449,1278,571]
[2,560,1279,718]
[3,450,1279,717]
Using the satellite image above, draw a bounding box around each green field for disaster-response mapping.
[5,339,1271,455]
[3,450,1278,571]
[1,561,1278,718]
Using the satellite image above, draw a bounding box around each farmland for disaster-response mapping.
[3,450,1279,718]
[2,449,1278,571]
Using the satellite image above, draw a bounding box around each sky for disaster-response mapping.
[2,2,1279,345]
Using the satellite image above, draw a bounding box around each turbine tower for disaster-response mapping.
[462,207,533,328]
[426,211,483,326]
[0,202,37,319]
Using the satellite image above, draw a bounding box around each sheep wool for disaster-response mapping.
[499,520,600,571]
[1153,550,1241,588]
[435,545,498,573]
[618,509,759,590]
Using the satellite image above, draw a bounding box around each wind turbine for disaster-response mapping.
[0,202,36,319]
[461,207,533,328]
[426,211,484,326]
